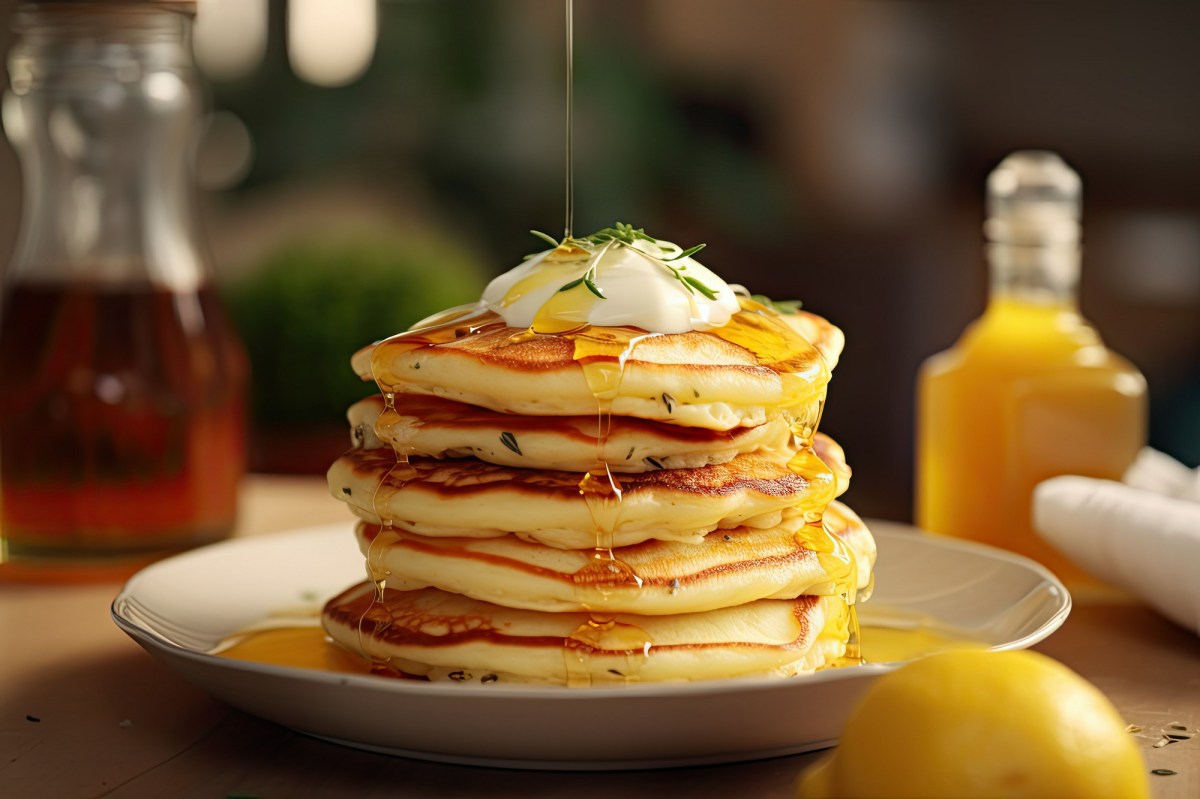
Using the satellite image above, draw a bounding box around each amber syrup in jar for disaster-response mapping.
[0,282,247,561]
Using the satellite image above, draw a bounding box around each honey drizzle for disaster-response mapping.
[358,306,506,672]
[712,297,829,377]
[562,321,656,684]
[563,0,575,239]
[786,396,863,666]
[563,616,654,687]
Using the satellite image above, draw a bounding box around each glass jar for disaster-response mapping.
[0,0,248,569]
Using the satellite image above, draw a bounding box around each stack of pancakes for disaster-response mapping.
[323,298,875,685]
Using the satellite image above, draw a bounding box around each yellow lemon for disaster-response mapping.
[796,649,1149,799]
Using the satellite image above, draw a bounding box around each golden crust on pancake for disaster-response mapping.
[348,394,795,473]
[321,582,851,684]
[327,448,841,549]
[353,501,874,615]
[347,392,853,494]
[781,310,845,371]
[353,312,838,431]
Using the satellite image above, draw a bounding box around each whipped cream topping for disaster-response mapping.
[481,237,741,334]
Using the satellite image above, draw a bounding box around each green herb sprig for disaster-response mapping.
[529,223,715,300]
[732,285,802,315]
[751,293,802,314]
[556,264,604,298]
[499,431,523,456]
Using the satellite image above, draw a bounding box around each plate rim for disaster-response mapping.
[110,519,1072,767]
[111,520,1071,701]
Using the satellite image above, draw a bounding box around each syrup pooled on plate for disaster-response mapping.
[212,610,980,674]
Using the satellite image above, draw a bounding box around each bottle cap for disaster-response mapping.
[984,150,1081,247]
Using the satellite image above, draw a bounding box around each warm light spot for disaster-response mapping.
[287,0,378,88]
[194,0,268,82]
[2,91,27,147]
[197,110,254,190]
[144,72,184,107]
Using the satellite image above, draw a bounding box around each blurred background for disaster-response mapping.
[1,0,1197,521]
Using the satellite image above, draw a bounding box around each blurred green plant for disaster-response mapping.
[224,230,485,428]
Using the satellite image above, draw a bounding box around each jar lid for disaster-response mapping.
[984,150,1082,247]
[19,0,197,13]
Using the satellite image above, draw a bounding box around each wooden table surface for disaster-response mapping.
[2,475,1198,798]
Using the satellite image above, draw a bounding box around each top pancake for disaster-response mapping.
[352,305,843,431]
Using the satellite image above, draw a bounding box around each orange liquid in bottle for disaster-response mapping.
[0,282,248,559]
[916,151,1147,589]
[916,295,1145,586]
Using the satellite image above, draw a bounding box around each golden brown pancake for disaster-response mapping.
[322,582,852,684]
[347,392,854,493]
[353,501,874,615]
[348,393,798,474]
[351,306,841,431]
[327,447,842,549]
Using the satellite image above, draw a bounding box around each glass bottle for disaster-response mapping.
[0,0,247,569]
[915,151,1146,587]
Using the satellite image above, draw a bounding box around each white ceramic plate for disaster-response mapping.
[112,520,1070,770]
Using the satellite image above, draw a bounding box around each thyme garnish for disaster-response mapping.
[499,431,523,456]
[750,293,802,314]
[557,265,605,298]
[728,285,803,314]
[530,223,715,299]
[644,456,665,470]
[683,274,719,300]
[530,229,560,248]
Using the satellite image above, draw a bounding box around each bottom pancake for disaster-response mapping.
[322,583,852,685]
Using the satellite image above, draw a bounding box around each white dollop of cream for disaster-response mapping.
[481,239,741,334]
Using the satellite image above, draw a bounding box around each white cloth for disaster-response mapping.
[1033,448,1200,636]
